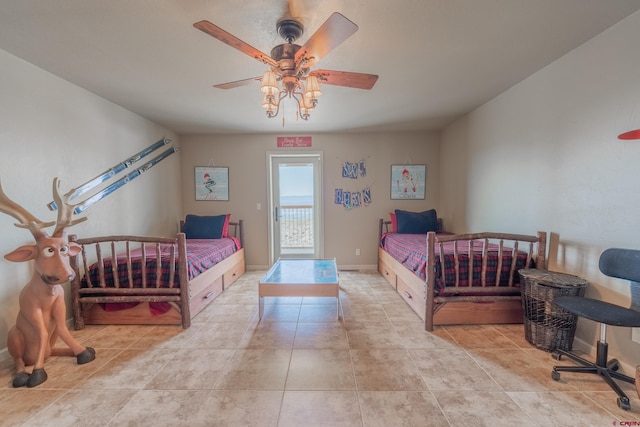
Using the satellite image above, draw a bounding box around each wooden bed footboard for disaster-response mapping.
[425,230,546,331]
[69,220,246,330]
[378,221,547,332]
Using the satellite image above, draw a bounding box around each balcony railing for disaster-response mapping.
[280,205,313,248]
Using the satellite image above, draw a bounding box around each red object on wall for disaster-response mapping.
[277,136,312,147]
[618,129,640,140]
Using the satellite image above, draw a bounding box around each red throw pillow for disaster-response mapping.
[389,212,397,233]
[222,214,231,237]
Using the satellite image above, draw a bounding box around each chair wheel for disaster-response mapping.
[551,351,562,360]
[551,370,561,381]
[607,359,619,371]
[617,396,631,411]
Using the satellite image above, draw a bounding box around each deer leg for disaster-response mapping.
[8,326,47,388]
[26,369,48,388]
[7,326,30,387]
[12,372,30,388]
[47,322,95,363]
[9,312,50,387]
[50,347,75,357]
[49,296,96,364]
[51,296,92,357]
[22,318,53,388]
[53,327,86,355]
[76,347,96,364]
[34,323,49,370]
[48,326,75,357]
[47,328,67,355]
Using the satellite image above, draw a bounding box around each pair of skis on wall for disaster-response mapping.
[48,138,178,214]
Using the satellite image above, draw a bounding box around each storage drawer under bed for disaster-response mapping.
[223,259,245,289]
[378,248,397,289]
[190,276,223,315]
[396,275,426,321]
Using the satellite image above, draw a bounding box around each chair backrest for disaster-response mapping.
[600,248,640,311]
[599,248,640,283]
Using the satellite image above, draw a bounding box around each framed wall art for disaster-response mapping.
[390,164,426,200]
[195,166,229,201]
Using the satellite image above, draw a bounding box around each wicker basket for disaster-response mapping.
[519,269,587,352]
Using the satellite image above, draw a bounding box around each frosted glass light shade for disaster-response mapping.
[304,75,322,98]
[260,70,280,96]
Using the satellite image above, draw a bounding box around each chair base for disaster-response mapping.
[552,341,635,411]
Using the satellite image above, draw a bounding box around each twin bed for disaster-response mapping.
[70,215,245,329]
[378,209,547,331]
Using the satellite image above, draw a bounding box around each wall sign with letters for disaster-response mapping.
[277,136,312,147]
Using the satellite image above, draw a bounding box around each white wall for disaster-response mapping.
[440,12,640,369]
[0,50,182,357]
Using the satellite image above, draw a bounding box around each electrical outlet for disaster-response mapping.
[633,328,640,344]
[355,248,360,256]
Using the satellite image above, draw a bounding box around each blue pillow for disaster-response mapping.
[183,214,226,239]
[395,209,438,234]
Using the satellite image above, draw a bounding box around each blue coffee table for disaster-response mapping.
[259,258,340,319]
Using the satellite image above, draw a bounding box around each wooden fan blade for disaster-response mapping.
[213,76,262,90]
[194,20,276,67]
[295,12,358,66]
[618,129,640,140]
[310,70,378,90]
[288,0,306,21]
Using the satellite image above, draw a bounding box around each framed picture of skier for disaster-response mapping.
[390,165,426,200]
[195,166,229,201]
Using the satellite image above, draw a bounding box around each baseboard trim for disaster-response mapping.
[246,264,270,271]
[338,264,377,271]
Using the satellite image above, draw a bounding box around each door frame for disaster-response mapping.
[266,151,324,265]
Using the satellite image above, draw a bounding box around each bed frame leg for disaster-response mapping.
[69,245,85,330]
[180,304,191,329]
[425,315,434,332]
[74,306,86,330]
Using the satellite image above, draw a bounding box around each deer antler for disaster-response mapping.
[0,180,55,238]
[51,178,87,237]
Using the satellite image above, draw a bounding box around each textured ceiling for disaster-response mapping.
[1,0,639,134]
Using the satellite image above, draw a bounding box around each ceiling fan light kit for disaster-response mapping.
[194,11,378,123]
[260,71,322,120]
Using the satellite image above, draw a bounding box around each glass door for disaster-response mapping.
[267,153,323,263]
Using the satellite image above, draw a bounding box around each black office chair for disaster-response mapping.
[551,248,640,410]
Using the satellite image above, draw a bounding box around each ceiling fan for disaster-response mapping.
[193,11,378,120]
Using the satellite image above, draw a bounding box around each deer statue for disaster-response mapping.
[1,177,96,388]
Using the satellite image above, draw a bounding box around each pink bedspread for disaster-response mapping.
[381,233,531,293]
[82,237,240,288]
[81,237,240,314]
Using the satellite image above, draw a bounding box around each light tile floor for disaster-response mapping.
[1,270,640,426]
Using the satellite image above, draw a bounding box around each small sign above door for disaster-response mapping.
[277,136,312,148]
